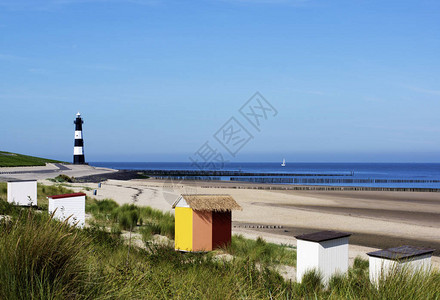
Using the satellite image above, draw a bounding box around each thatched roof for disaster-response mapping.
[173,194,242,212]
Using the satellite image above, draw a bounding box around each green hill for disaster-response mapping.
[0,151,64,167]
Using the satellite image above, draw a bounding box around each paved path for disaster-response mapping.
[0,163,117,181]
[0,163,68,175]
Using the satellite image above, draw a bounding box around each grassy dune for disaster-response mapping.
[226,235,297,266]
[0,151,64,167]
[0,183,439,299]
[0,201,287,299]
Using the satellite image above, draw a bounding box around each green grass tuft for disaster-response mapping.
[300,269,324,293]
[225,234,297,266]
[48,174,75,183]
[86,199,175,239]
[0,211,95,299]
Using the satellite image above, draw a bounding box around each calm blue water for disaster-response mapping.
[90,162,440,189]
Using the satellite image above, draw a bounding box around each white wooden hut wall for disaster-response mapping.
[7,180,37,206]
[48,194,85,228]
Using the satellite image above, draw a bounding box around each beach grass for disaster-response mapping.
[86,198,175,239]
[48,174,75,183]
[1,183,439,299]
[0,207,288,299]
[0,151,64,167]
[0,210,95,299]
[0,198,439,299]
[37,183,77,209]
[0,182,6,196]
[0,182,77,210]
[225,234,297,266]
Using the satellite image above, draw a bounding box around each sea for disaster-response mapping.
[89,162,440,189]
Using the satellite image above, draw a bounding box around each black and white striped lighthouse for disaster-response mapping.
[73,112,85,164]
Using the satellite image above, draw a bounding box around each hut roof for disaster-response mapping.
[48,193,86,200]
[173,194,242,212]
[367,246,435,260]
[7,179,37,182]
[295,231,351,242]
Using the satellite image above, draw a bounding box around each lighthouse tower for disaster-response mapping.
[73,112,85,164]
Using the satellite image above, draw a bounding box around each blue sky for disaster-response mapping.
[0,0,439,162]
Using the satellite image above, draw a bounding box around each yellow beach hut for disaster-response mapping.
[172,194,242,252]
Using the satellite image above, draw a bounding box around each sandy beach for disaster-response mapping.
[45,177,439,268]
[4,164,438,267]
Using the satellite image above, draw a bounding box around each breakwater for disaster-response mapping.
[229,177,440,185]
[200,185,440,192]
[149,175,440,191]
[143,170,352,177]
[146,169,440,190]
[82,164,440,190]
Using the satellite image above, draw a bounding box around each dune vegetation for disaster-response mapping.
[0,182,439,299]
[226,235,297,267]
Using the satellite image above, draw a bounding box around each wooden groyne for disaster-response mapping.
[199,185,440,192]
[143,170,351,177]
[149,173,440,191]
[74,169,440,192]
[229,177,440,185]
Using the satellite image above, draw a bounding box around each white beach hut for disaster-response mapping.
[295,230,351,284]
[367,245,435,284]
[7,179,37,206]
[48,192,86,228]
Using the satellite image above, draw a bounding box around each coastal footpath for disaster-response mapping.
[0,163,117,181]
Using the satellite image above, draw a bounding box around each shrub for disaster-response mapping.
[50,174,75,183]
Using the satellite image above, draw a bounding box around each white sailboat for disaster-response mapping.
[281,158,286,167]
